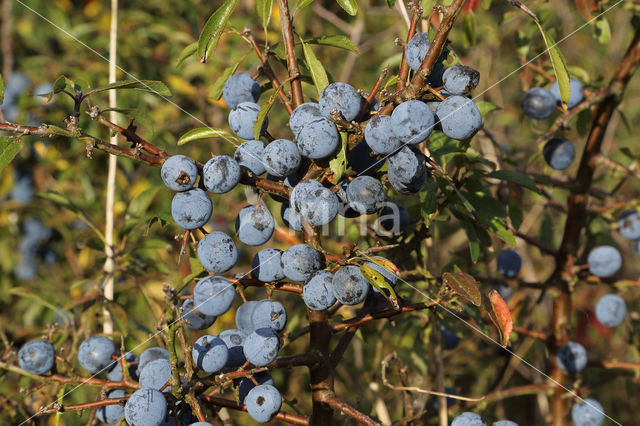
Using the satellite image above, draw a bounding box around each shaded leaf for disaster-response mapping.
[177,127,237,145]
[87,80,171,97]
[442,271,482,306]
[36,191,104,242]
[9,288,71,322]
[329,132,347,182]
[300,37,329,97]
[336,0,358,15]
[175,42,198,68]
[257,0,274,29]
[254,84,285,140]
[0,137,23,173]
[198,0,237,62]
[487,170,538,193]
[127,187,161,218]
[306,35,359,53]
[484,289,512,347]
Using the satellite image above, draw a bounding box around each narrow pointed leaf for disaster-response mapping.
[484,289,512,347]
[368,256,400,276]
[197,0,237,62]
[209,63,241,100]
[0,137,23,172]
[257,0,274,29]
[87,80,171,97]
[253,83,284,140]
[306,35,359,53]
[176,42,198,68]
[300,37,329,97]
[329,132,347,182]
[487,170,538,193]
[442,271,482,306]
[178,127,237,146]
[534,22,570,105]
[297,0,315,9]
[360,264,400,310]
[336,0,358,15]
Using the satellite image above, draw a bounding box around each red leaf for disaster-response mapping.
[485,290,513,347]
[442,271,482,306]
[574,0,598,21]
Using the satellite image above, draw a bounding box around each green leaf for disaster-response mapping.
[300,37,329,97]
[257,0,274,29]
[53,75,67,93]
[442,271,482,306]
[0,137,23,173]
[178,127,237,145]
[489,218,516,246]
[476,101,500,116]
[127,187,161,218]
[88,80,172,97]
[175,42,198,68]
[9,288,72,323]
[534,21,570,106]
[198,0,237,62]
[297,0,315,9]
[336,0,358,15]
[305,35,359,53]
[36,191,105,242]
[329,132,348,182]
[487,170,538,193]
[360,264,399,310]
[254,84,284,140]
[594,16,611,44]
[209,63,242,100]
[386,0,397,7]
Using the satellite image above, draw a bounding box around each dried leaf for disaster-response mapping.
[442,271,482,306]
[484,289,513,347]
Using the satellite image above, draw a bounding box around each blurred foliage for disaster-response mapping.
[0,0,639,424]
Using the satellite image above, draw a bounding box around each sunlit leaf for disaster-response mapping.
[336,0,358,16]
[175,42,198,68]
[484,289,512,347]
[534,22,570,106]
[197,0,237,62]
[329,132,347,182]
[209,62,242,100]
[305,35,359,53]
[87,80,172,97]
[360,264,399,310]
[442,271,482,306]
[257,0,274,29]
[297,0,315,9]
[300,37,329,97]
[254,84,284,140]
[594,16,611,44]
[177,127,237,145]
[0,137,23,173]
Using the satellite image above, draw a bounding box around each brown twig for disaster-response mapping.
[199,395,310,425]
[396,5,423,92]
[331,301,440,332]
[38,396,129,414]
[96,115,168,158]
[319,394,380,426]
[277,0,304,108]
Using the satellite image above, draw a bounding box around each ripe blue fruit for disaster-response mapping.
[193,276,236,316]
[441,325,461,350]
[238,371,274,403]
[139,358,172,391]
[587,245,622,278]
[192,335,229,373]
[497,249,522,278]
[252,248,285,282]
[124,389,167,426]
[297,186,339,227]
[262,139,301,177]
[346,176,385,214]
[391,100,435,144]
[319,82,362,121]
[18,340,55,375]
[171,188,212,230]
[108,352,139,381]
[297,117,340,160]
[180,298,216,330]
[252,299,287,332]
[522,87,556,120]
[337,180,361,218]
[571,398,604,426]
[197,231,238,273]
[203,155,241,194]
[377,203,410,234]
[364,114,402,154]
[451,412,486,426]
[617,210,640,240]
[556,341,587,373]
[428,62,446,87]
[234,140,266,176]
[388,145,427,185]
[346,141,385,175]
[550,78,584,109]
[332,265,370,305]
[290,179,323,212]
[77,336,117,373]
[161,155,198,192]
[243,327,280,367]
[219,329,247,367]
[303,270,336,311]
[245,384,282,423]
[436,95,483,140]
[543,137,575,170]
[494,421,519,426]
[223,73,261,109]
[442,64,480,95]
[281,202,303,231]
[389,168,427,194]
[97,389,126,424]
[281,244,325,282]
[138,347,170,375]
[595,294,626,327]
[289,102,322,137]
[405,32,430,71]
[236,301,259,332]
[235,204,275,246]
[228,102,267,140]
[364,259,398,293]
